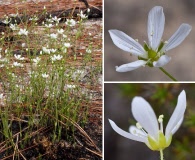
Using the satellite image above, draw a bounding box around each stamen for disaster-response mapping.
[136,122,142,129]
[158,115,164,132]
[136,122,147,135]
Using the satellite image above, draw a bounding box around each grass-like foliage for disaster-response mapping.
[0,4,101,159]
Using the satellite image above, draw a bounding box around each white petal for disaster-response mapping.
[131,97,159,139]
[108,119,146,143]
[129,125,147,137]
[109,30,146,56]
[148,6,165,51]
[162,24,192,52]
[165,90,186,137]
[153,55,171,67]
[116,60,147,72]
[171,116,184,135]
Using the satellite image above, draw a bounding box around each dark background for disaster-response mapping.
[104,0,195,81]
[104,83,195,160]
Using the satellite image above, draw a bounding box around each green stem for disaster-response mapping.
[159,67,177,81]
[160,149,164,160]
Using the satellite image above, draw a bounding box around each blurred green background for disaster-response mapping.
[104,0,195,81]
[104,83,195,160]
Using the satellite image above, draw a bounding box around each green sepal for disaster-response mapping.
[147,135,159,150]
[146,131,172,151]
[157,41,165,53]
[159,132,167,148]
[144,43,149,51]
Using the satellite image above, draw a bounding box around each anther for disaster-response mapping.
[158,115,164,132]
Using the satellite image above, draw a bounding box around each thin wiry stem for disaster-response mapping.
[160,149,164,160]
[159,67,177,81]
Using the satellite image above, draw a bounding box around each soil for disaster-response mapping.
[0,0,102,159]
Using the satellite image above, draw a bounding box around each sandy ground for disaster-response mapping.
[104,0,195,81]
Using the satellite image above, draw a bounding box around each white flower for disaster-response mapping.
[0,57,8,62]
[86,48,92,53]
[21,43,26,47]
[109,90,186,151]
[64,43,71,48]
[51,54,63,61]
[65,19,76,27]
[65,84,76,89]
[109,6,192,72]
[42,47,51,54]
[10,24,18,30]
[49,33,58,39]
[42,73,49,78]
[50,49,57,53]
[87,8,90,13]
[0,93,3,99]
[52,16,61,23]
[13,62,24,67]
[63,34,67,38]
[45,23,53,28]
[78,10,88,19]
[57,29,64,34]
[32,57,41,64]
[18,28,28,36]
[2,17,10,24]
[29,16,38,21]
[5,49,8,54]
[14,54,25,60]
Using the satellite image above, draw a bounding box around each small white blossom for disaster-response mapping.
[52,16,61,23]
[2,17,10,24]
[0,58,8,62]
[29,15,38,21]
[63,34,67,38]
[51,54,63,61]
[18,28,28,36]
[42,47,51,54]
[65,84,76,89]
[13,62,24,67]
[32,57,41,64]
[42,73,49,78]
[21,43,26,47]
[109,6,192,72]
[109,90,186,151]
[45,23,53,28]
[5,49,8,54]
[49,33,58,39]
[14,54,25,60]
[0,93,3,99]
[50,49,57,53]
[65,19,76,27]
[10,24,18,30]
[57,29,64,34]
[86,48,92,54]
[64,43,71,48]
[87,8,90,13]
[78,10,88,19]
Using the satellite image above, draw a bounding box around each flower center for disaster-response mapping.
[138,42,165,67]
[146,115,172,151]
